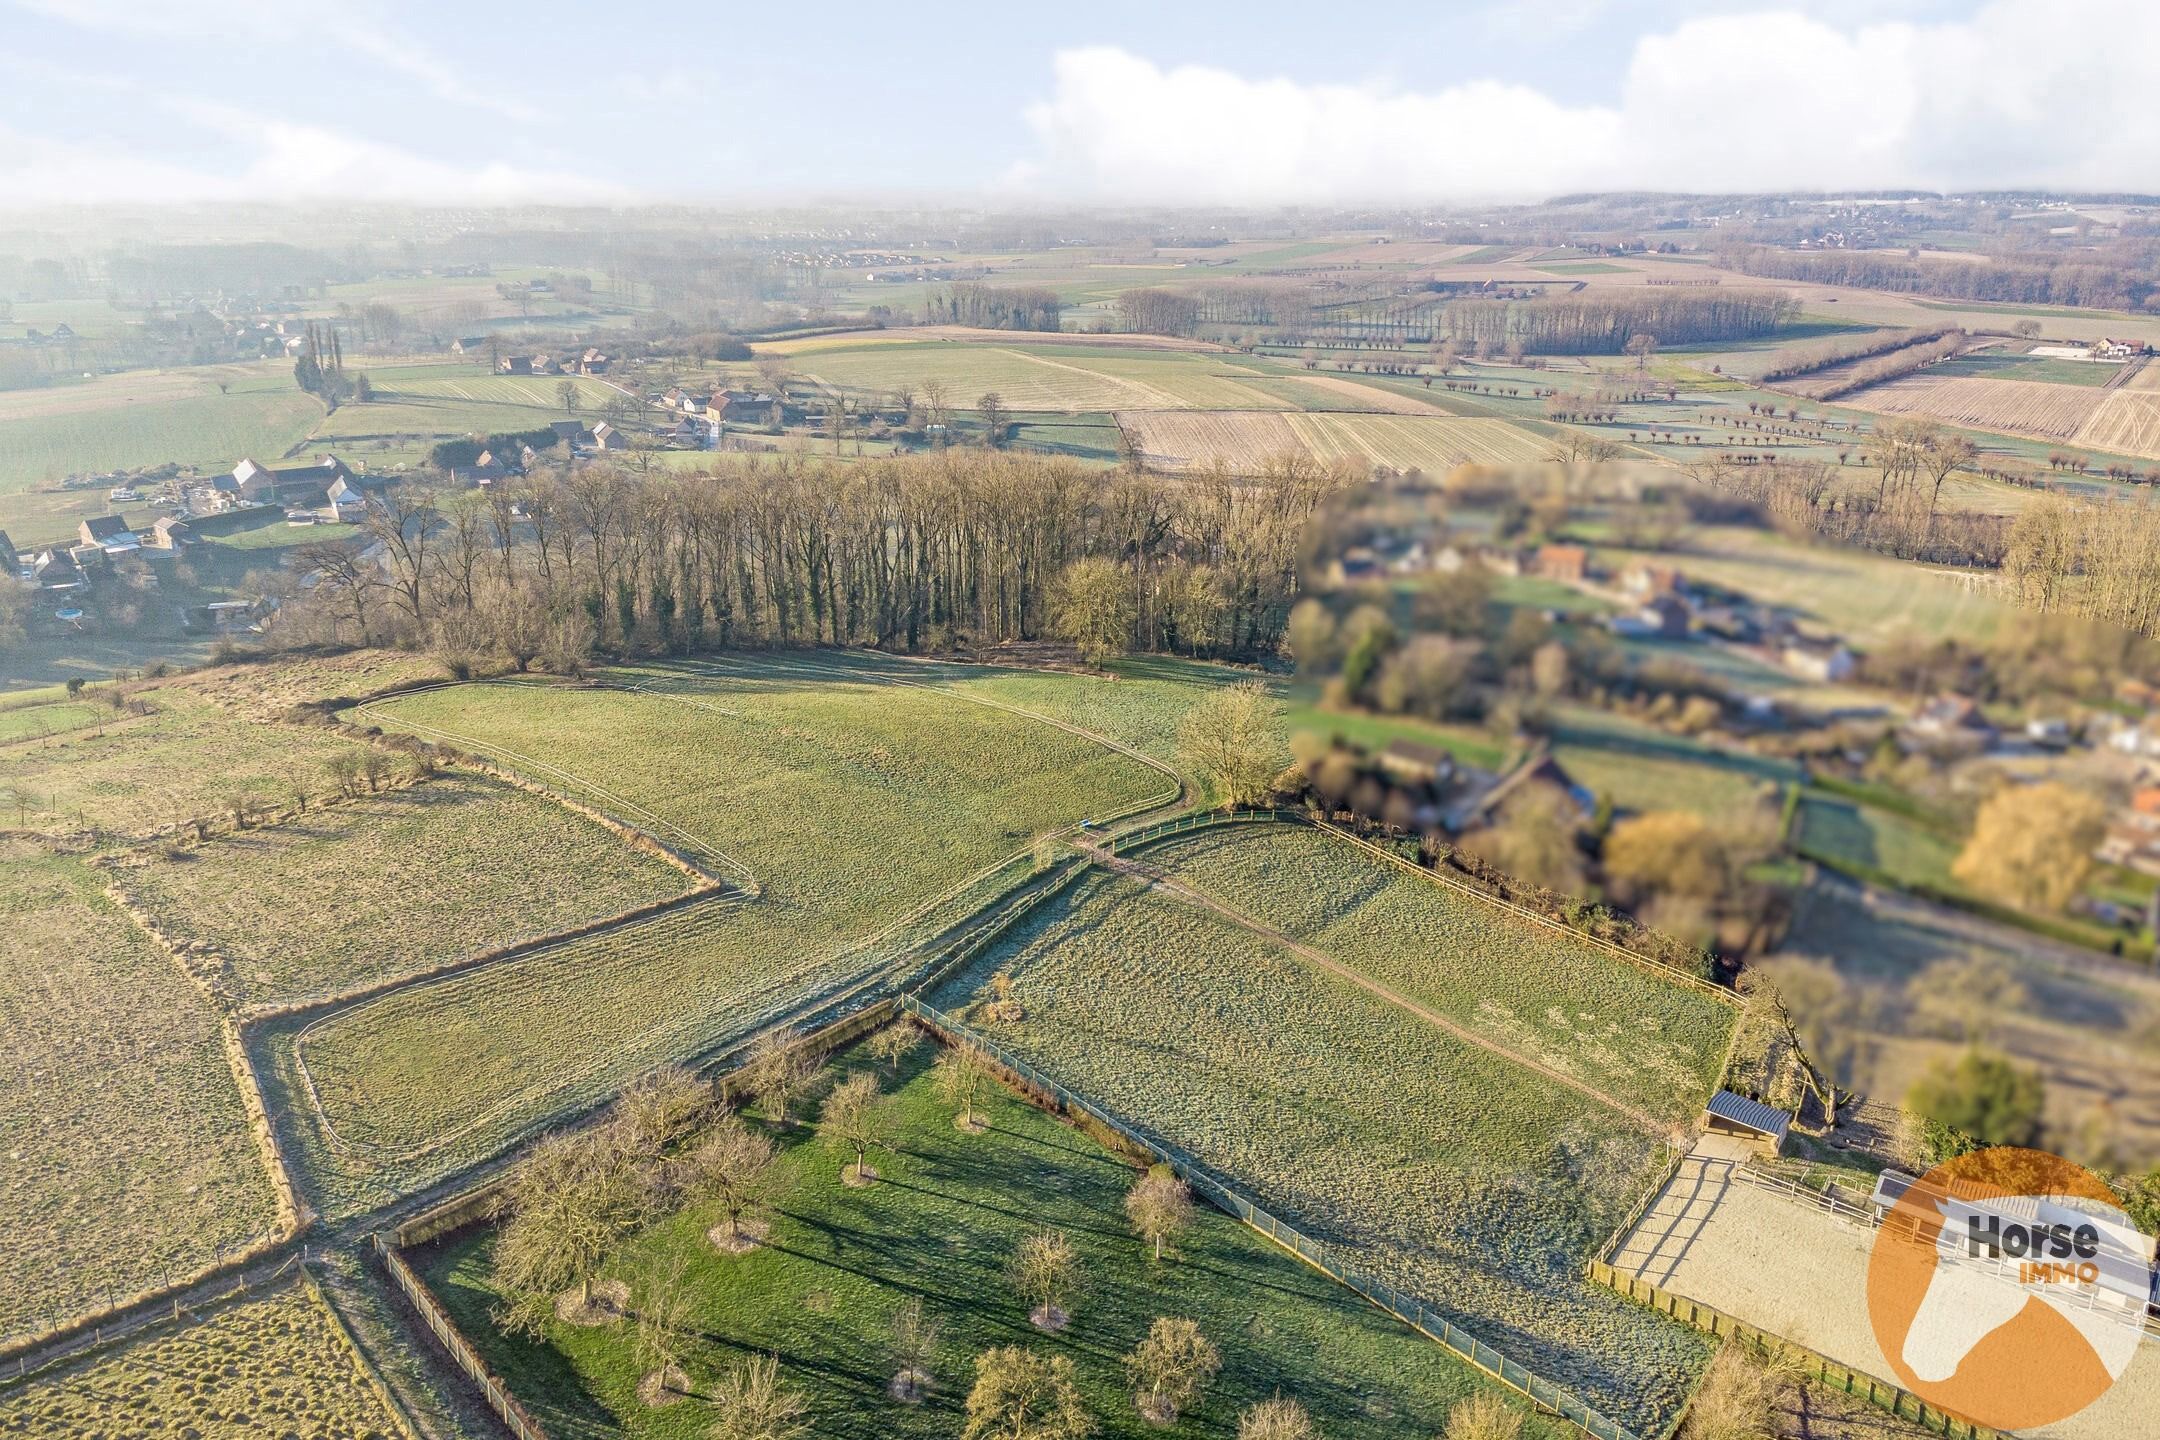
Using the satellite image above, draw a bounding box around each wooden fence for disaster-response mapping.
[376,1240,551,1440]
[1585,1262,2007,1440]
[899,993,1641,1440]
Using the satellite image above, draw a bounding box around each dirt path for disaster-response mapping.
[1079,843,1670,1134]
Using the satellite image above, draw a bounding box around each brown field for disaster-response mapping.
[2072,362,2160,458]
[758,325,1232,357]
[1120,409,1549,473]
[1839,374,2107,441]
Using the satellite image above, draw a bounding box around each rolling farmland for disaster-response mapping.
[420,1046,1564,1440]
[110,774,695,1010]
[2073,362,2160,458]
[1838,373,2106,441]
[1136,824,1734,1123]
[0,1277,407,1439]
[791,338,1293,412]
[267,660,1173,1212]
[927,855,1725,1434]
[1120,409,1549,473]
[0,853,279,1343]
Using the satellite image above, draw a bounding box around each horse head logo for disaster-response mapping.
[1866,1148,2148,1433]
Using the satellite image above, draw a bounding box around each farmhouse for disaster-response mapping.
[498,356,533,375]
[77,515,141,553]
[233,456,354,508]
[1377,739,1455,788]
[1703,1090,1790,1157]
[1903,694,1997,755]
[710,389,780,423]
[589,421,620,451]
[1620,561,1682,599]
[1780,637,1855,684]
[1533,544,1590,583]
[577,348,612,374]
[147,516,197,550]
[450,336,488,355]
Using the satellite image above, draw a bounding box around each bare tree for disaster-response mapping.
[820,1071,890,1184]
[1123,1169,1194,1262]
[688,1111,777,1250]
[867,1022,919,1076]
[1123,1318,1221,1426]
[1006,1230,1083,1331]
[708,1354,810,1440]
[934,1041,993,1133]
[743,1027,820,1127]
[492,1129,654,1335]
[888,1297,942,1404]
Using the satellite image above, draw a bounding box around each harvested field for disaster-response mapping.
[2073,380,2160,459]
[0,1275,407,1439]
[927,863,1720,1434]
[794,341,1290,412]
[274,658,1171,1211]
[1840,374,2106,442]
[110,773,695,1009]
[0,853,279,1343]
[758,325,1231,355]
[419,1046,1565,1440]
[1135,824,1735,1124]
[1120,408,1548,474]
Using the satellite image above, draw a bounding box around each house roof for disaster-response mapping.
[1381,739,1452,772]
[1705,1090,1791,1141]
[81,514,132,541]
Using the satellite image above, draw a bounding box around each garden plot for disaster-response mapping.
[928,869,1716,1435]
[418,1047,1565,1440]
[109,773,695,1010]
[0,1275,407,1439]
[279,662,1168,1211]
[1134,823,1734,1125]
[0,853,279,1343]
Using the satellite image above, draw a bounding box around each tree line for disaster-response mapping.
[275,450,1338,671]
[923,283,1062,332]
[1430,290,1798,354]
[1720,243,2160,313]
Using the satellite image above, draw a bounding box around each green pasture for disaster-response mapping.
[419,1044,1565,1440]
[925,861,1716,1434]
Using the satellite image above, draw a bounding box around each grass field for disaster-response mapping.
[1598,526,2007,645]
[927,859,1720,1434]
[0,365,320,540]
[0,697,108,744]
[1118,409,1549,473]
[0,1276,406,1439]
[308,369,617,457]
[1793,792,1961,893]
[1928,351,2122,387]
[1547,706,1801,818]
[271,659,1173,1212]
[0,851,278,1342]
[791,340,1292,413]
[419,1045,1566,1440]
[1136,824,1735,1122]
[110,773,695,1010]
[0,683,371,837]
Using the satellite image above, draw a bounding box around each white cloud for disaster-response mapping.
[1016,2,2160,203]
[0,115,631,207]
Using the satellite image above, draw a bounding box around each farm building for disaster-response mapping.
[1780,638,1855,683]
[77,515,141,553]
[1903,695,1997,754]
[148,516,197,550]
[498,356,533,375]
[1533,544,1590,583]
[589,422,620,451]
[233,456,354,509]
[577,348,612,374]
[1621,561,1682,599]
[450,336,488,355]
[1378,739,1455,788]
[1703,1090,1790,1156]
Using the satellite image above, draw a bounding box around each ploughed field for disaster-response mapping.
[419,1044,1567,1440]
[0,1276,406,1439]
[268,659,1171,1215]
[0,853,279,1345]
[929,826,1738,1435]
[107,772,695,1011]
[1119,409,1550,474]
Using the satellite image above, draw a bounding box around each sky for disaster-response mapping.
[4,0,2160,209]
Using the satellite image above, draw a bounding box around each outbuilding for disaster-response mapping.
[1703,1090,1791,1156]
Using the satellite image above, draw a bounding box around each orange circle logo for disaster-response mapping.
[1865,1147,2150,1431]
